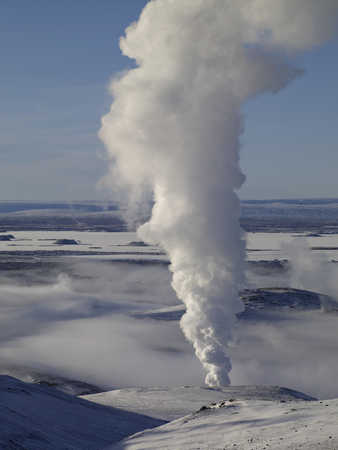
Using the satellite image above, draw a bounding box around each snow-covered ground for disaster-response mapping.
[1,230,338,261]
[0,231,162,256]
[1,229,338,448]
[110,396,338,450]
[246,232,338,261]
[0,228,326,277]
[83,385,314,422]
[0,375,164,449]
[3,375,321,450]
[1,230,338,397]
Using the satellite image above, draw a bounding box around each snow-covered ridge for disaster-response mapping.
[0,366,103,396]
[0,375,163,450]
[1,375,319,449]
[83,385,315,422]
[110,396,338,450]
[3,374,338,450]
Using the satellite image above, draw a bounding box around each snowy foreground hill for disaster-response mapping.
[0,375,163,449]
[82,385,315,422]
[109,396,338,450]
[4,374,338,450]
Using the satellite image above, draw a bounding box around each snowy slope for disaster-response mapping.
[108,397,338,450]
[1,376,329,450]
[0,375,164,450]
[0,365,103,395]
[83,385,314,422]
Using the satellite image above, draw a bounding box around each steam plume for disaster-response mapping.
[100,0,338,386]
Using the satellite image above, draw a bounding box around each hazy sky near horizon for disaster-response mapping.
[1,0,337,201]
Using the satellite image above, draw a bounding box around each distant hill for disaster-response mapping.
[1,199,338,232]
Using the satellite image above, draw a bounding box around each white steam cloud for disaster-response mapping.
[284,239,338,305]
[100,0,338,386]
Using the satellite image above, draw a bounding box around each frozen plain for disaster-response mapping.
[2,223,338,448]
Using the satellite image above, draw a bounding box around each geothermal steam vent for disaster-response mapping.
[100,0,338,386]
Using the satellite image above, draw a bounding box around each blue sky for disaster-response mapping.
[1,0,337,201]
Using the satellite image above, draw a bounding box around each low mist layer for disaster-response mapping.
[1,252,338,398]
